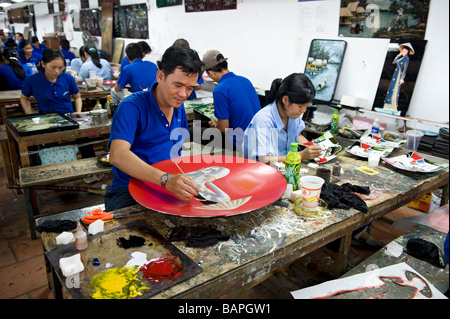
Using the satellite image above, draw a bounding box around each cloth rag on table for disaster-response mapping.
[320,183,370,213]
[36,220,77,233]
[169,226,230,247]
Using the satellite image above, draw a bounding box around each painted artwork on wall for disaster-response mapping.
[338,0,430,39]
[304,39,347,103]
[80,8,102,37]
[185,0,237,13]
[157,0,182,8]
[113,4,148,39]
[372,39,427,116]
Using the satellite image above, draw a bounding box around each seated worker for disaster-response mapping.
[15,33,24,51]
[202,50,261,152]
[105,45,203,212]
[59,39,75,63]
[172,38,204,100]
[20,49,96,159]
[111,42,158,103]
[31,36,47,55]
[69,46,86,74]
[0,48,27,90]
[242,73,322,163]
[78,45,113,80]
[120,40,152,71]
[18,40,42,67]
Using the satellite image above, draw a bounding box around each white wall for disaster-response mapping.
[7,0,450,125]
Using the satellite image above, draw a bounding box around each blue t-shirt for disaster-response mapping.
[108,83,190,190]
[243,101,305,161]
[213,72,260,146]
[120,56,130,71]
[61,49,75,62]
[70,57,83,73]
[33,43,47,55]
[116,59,157,92]
[18,50,42,66]
[79,58,113,80]
[0,65,25,89]
[21,71,79,114]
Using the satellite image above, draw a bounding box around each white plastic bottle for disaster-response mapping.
[371,118,380,137]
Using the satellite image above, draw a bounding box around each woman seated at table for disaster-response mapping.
[59,39,75,63]
[78,45,113,81]
[0,48,27,90]
[20,49,96,161]
[31,36,47,55]
[18,40,42,67]
[69,46,86,74]
[242,73,322,163]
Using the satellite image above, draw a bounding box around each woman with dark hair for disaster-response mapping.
[78,45,113,80]
[31,36,47,55]
[69,46,86,74]
[18,39,42,66]
[242,73,322,163]
[20,49,81,115]
[0,48,27,90]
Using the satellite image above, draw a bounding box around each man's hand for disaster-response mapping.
[165,174,200,201]
[300,144,322,160]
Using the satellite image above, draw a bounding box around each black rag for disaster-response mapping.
[35,220,77,233]
[320,182,370,213]
[406,238,446,268]
[169,226,230,248]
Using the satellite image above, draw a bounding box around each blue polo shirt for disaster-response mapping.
[0,65,25,89]
[33,43,47,55]
[21,71,79,114]
[79,58,113,80]
[116,59,157,92]
[61,49,75,62]
[213,72,261,146]
[18,50,42,66]
[108,83,190,190]
[243,101,305,160]
[120,56,130,71]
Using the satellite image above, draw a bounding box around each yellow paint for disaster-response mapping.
[357,166,379,175]
[91,267,149,299]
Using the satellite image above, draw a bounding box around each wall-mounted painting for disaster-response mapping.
[339,0,430,39]
[372,39,427,116]
[185,0,237,13]
[157,0,182,8]
[113,3,148,39]
[304,39,347,104]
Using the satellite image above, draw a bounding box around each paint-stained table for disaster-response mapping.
[38,150,449,299]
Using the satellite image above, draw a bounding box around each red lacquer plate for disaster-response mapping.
[129,155,287,218]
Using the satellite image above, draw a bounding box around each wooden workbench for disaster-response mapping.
[37,151,449,299]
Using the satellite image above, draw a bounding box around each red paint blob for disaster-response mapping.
[140,255,184,283]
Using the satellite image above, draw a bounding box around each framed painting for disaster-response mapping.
[6,113,80,137]
[304,39,347,104]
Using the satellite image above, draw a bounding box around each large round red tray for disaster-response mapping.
[128,155,287,218]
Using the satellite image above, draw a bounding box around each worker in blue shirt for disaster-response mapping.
[31,36,47,55]
[20,49,81,115]
[105,45,203,212]
[202,50,261,151]
[15,33,24,51]
[113,42,157,98]
[120,40,152,73]
[79,45,113,80]
[0,48,27,90]
[242,73,322,162]
[69,46,86,74]
[18,40,42,67]
[59,39,75,63]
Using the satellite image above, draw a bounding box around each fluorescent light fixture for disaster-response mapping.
[0,3,13,8]
[12,0,27,3]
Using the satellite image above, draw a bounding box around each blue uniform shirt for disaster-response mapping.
[213,72,261,147]
[18,50,42,66]
[108,83,190,190]
[116,59,157,92]
[60,49,75,62]
[33,43,47,55]
[21,71,79,114]
[243,101,305,160]
[0,65,25,89]
[120,56,130,71]
[79,57,113,80]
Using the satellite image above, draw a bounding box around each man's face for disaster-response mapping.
[156,67,198,109]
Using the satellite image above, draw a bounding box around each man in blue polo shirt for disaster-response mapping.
[113,42,158,96]
[202,50,260,153]
[105,45,203,211]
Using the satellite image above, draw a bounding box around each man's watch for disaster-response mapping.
[160,173,170,188]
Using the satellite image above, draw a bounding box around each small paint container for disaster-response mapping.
[316,167,331,185]
[90,109,108,126]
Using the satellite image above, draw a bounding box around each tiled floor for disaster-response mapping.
[0,147,426,299]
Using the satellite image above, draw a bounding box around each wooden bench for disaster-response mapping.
[19,157,112,239]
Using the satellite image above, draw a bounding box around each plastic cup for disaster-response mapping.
[299,176,325,209]
[368,152,381,167]
[405,130,424,151]
[89,71,97,78]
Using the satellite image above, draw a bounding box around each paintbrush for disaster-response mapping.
[173,162,211,203]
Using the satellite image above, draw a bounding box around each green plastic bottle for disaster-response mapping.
[285,143,301,191]
[331,108,339,134]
